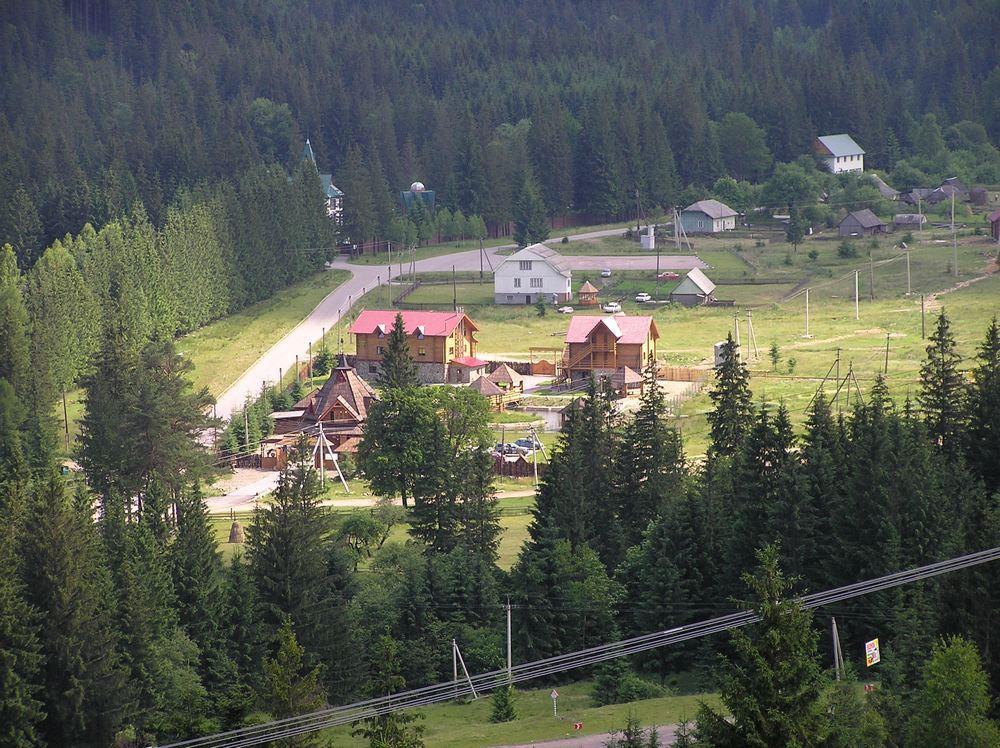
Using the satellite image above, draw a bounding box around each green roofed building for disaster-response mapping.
[302,139,344,224]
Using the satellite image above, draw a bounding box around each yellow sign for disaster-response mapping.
[865,638,881,667]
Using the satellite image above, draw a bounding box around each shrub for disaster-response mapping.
[490,685,517,723]
[561,235,569,244]
[535,299,547,317]
[808,248,819,261]
[592,659,667,706]
[754,239,765,248]
[902,231,914,243]
[787,357,797,374]
[313,347,334,376]
[837,241,858,259]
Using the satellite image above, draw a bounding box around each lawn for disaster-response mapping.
[404,281,497,307]
[321,680,720,747]
[177,269,351,395]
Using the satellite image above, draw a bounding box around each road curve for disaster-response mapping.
[213,228,705,419]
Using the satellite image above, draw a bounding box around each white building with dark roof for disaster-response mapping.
[814,134,865,174]
[494,243,572,304]
[679,199,738,234]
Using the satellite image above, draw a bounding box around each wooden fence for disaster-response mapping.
[657,365,709,382]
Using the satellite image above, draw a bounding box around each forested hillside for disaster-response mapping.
[3,0,1000,265]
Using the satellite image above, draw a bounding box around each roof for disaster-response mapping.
[296,354,376,425]
[488,363,523,386]
[941,176,967,191]
[350,310,478,337]
[319,173,344,199]
[841,209,885,229]
[302,139,316,165]
[450,356,488,369]
[893,214,926,225]
[565,315,659,345]
[988,209,1000,223]
[272,410,306,419]
[815,134,865,158]
[682,199,738,220]
[501,244,571,277]
[868,173,899,199]
[610,366,643,386]
[469,376,504,396]
[578,281,599,294]
[681,267,716,295]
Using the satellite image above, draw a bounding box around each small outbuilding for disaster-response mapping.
[679,199,738,234]
[577,280,599,306]
[488,363,524,391]
[669,267,717,307]
[838,209,886,237]
[893,214,926,230]
[469,375,507,412]
[989,208,1000,241]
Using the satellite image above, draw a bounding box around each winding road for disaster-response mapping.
[214,228,705,419]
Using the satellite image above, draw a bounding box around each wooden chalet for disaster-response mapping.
[562,315,659,388]
[350,310,485,384]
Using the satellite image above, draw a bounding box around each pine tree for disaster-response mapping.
[0,526,44,748]
[0,379,29,526]
[489,685,517,723]
[352,633,426,748]
[513,174,550,247]
[222,554,266,696]
[378,312,419,389]
[918,310,967,457]
[904,637,1000,748]
[614,355,685,548]
[259,619,327,748]
[3,186,43,267]
[337,144,376,245]
[0,245,30,399]
[967,316,1000,493]
[706,334,754,458]
[799,393,845,591]
[696,545,828,746]
[247,446,356,700]
[20,473,132,746]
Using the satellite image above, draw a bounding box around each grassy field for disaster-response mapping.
[177,270,351,395]
[321,679,719,747]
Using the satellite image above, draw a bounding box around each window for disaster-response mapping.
[530,277,543,288]
[368,364,378,374]
[418,347,426,356]
[376,345,385,355]
[513,277,521,288]
[506,295,513,301]
[519,260,533,270]
[697,220,704,229]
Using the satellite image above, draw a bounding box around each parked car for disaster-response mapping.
[600,267,612,277]
[634,292,652,303]
[514,437,542,451]
[601,301,622,313]
[657,271,679,280]
[557,305,575,314]
[494,443,522,455]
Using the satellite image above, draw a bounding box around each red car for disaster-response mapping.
[657,271,679,280]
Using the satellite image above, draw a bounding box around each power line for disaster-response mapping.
[157,545,1000,748]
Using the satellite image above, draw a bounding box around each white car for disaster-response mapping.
[557,305,575,314]
[600,268,612,278]
[634,292,652,303]
[601,301,622,313]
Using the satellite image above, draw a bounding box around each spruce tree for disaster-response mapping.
[696,545,828,746]
[0,245,30,399]
[20,473,132,746]
[0,379,29,525]
[259,619,327,747]
[0,527,44,747]
[222,554,266,695]
[513,174,550,247]
[352,634,426,748]
[247,446,356,700]
[706,333,754,458]
[490,684,517,723]
[967,316,1000,493]
[918,310,967,457]
[614,355,686,549]
[378,311,419,389]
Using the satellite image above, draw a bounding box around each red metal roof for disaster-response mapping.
[349,310,478,337]
[988,208,1000,223]
[450,356,488,368]
[564,315,658,345]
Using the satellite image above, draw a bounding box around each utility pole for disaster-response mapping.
[832,617,844,680]
[868,248,875,302]
[854,270,860,320]
[917,195,923,239]
[452,265,457,311]
[479,237,484,284]
[921,294,926,338]
[951,190,958,278]
[733,311,741,356]
[62,388,70,452]
[505,597,513,682]
[803,288,811,338]
[884,333,891,374]
[905,248,911,295]
[308,341,313,387]
[244,406,250,453]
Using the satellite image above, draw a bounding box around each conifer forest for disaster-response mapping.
[1,1,999,746]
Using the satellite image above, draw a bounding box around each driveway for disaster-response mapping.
[213,228,703,419]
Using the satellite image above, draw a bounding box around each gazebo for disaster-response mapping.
[469,375,507,412]
[578,280,599,307]
[487,363,524,391]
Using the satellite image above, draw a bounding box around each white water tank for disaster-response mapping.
[640,225,655,250]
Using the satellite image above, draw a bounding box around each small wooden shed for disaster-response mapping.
[838,209,886,237]
[469,375,507,411]
[578,281,599,306]
[488,363,524,391]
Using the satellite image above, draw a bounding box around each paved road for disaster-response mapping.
[499,723,678,748]
[214,228,704,419]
